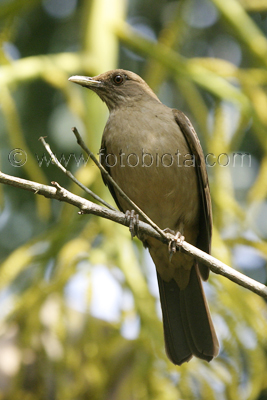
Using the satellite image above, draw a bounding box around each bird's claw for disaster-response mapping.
[163,229,185,261]
[125,210,139,239]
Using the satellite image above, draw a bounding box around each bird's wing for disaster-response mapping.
[172,109,212,280]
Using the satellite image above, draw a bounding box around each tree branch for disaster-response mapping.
[38,136,116,211]
[1,170,267,299]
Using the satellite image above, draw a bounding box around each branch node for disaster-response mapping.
[51,181,65,196]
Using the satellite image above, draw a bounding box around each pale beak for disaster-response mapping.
[68,75,103,88]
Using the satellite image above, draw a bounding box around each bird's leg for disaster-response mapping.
[125,210,140,239]
[163,228,185,261]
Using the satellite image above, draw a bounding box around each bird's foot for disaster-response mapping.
[163,228,185,261]
[125,210,139,239]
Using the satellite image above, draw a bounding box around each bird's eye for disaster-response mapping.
[113,74,124,85]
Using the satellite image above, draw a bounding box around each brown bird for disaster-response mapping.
[69,70,219,365]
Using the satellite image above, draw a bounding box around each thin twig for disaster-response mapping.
[1,170,267,299]
[39,136,116,211]
[72,127,168,240]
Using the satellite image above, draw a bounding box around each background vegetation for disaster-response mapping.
[1,0,267,398]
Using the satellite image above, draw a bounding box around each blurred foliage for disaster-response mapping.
[1,0,267,399]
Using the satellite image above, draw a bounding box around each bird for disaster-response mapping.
[69,69,219,365]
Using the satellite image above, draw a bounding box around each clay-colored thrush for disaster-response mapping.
[69,70,219,365]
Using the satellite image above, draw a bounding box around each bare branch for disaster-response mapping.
[1,169,267,300]
[39,136,116,211]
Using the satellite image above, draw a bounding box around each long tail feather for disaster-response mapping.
[157,264,219,365]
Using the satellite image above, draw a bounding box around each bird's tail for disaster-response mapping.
[157,264,219,365]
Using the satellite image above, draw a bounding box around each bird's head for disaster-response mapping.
[69,69,160,111]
